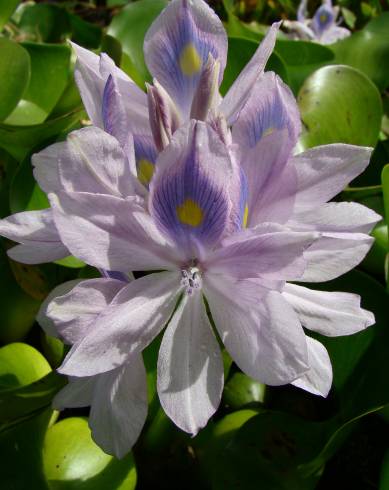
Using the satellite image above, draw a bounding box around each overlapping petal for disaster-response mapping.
[204,276,309,385]
[291,337,332,397]
[71,42,149,134]
[205,227,317,280]
[232,72,301,226]
[89,355,148,458]
[58,272,182,376]
[150,121,234,253]
[219,21,281,124]
[46,278,127,344]
[50,192,178,272]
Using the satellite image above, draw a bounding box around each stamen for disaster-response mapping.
[181,266,202,295]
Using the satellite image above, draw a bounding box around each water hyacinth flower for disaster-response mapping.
[284,0,351,45]
[0,0,379,459]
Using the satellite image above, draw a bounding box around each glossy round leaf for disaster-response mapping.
[43,417,137,490]
[298,65,382,149]
[331,12,389,91]
[0,342,51,391]
[0,38,30,121]
[108,0,168,84]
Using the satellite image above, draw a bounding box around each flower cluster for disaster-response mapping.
[0,0,377,458]
[284,0,351,44]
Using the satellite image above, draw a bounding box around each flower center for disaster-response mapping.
[181,266,202,295]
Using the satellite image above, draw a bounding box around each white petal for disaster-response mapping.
[37,279,82,338]
[58,272,182,376]
[46,278,127,344]
[283,283,374,336]
[299,232,374,282]
[157,292,223,435]
[89,355,148,459]
[291,144,373,213]
[0,209,69,264]
[290,202,381,234]
[291,337,332,397]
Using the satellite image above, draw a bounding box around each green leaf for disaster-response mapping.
[69,13,102,50]
[297,65,382,150]
[212,411,323,490]
[41,333,66,369]
[10,153,49,213]
[0,408,53,490]
[0,147,18,217]
[18,4,71,43]
[22,43,71,118]
[221,37,289,95]
[274,39,334,94]
[6,43,72,125]
[43,417,137,489]
[108,0,168,85]
[195,409,261,479]
[223,372,266,409]
[0,342,51,391]
[380,449,389,490]
[0,38,30,121]
[0,370,65,425]
[0,109,82,161]
[0,244,40,343]
[0,0,20,30]
[331,12,389,91]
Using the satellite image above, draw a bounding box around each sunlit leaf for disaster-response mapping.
[298,65,382,150]
[331,12,389,91]
[43,417,137,489]
[0,38,30,122]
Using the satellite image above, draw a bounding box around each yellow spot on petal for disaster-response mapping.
[263,127,275,137]
[243,204,249,229]
[320,14,328,24]
[179,43,202,76]
[137,159,155,186]
[177,199,204,227]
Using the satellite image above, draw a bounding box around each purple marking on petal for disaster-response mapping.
[312,4,335,36]
[150,121,232,255]
[99,269,131,282]
[233,72,301,151]
[144,0,227,118]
